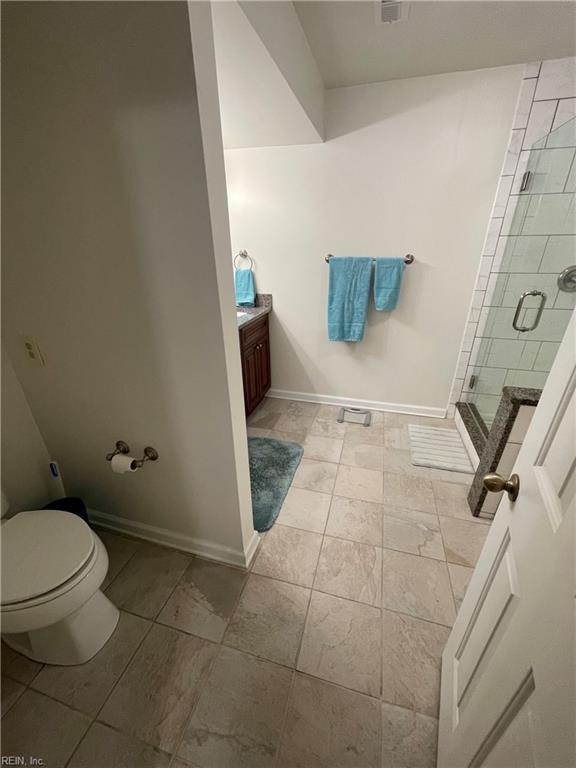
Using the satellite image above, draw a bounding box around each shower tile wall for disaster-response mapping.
[448,57,576,424]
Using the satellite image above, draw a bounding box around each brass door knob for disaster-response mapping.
[483,472,520,502]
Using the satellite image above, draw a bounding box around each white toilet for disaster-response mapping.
[1,509,119,665]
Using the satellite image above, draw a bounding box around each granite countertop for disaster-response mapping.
[236,294,272,329]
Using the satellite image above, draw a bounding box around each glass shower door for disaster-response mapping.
[464,117,576,430]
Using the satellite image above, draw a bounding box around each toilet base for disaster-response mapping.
[2,590,120,665]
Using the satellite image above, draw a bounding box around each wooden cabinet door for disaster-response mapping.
[239,314,271,416]
[242,342,260,415]
[258,336,271,396]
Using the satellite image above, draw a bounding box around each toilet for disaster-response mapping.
[1,509,119,665]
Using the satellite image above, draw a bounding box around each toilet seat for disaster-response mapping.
[1,542,100,612]
[1,510,96,608]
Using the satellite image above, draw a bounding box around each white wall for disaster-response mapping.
[1,351,61,514]
[225,66,523,414]
[2,1,256,565]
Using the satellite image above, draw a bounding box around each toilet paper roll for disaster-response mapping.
[111,454,138,474]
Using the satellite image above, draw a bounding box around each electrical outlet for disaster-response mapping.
[21,335,46,367]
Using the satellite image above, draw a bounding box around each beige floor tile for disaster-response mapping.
[68,722,170,768]
[286,401,321,418]
[267,428,307,444]
[106,544,191,619]
[325,496,383,546]
[383,425,411,450]
[448,563,474,609]
[381,549,456,626]
[292,459,338,494]
[344,424,385,447]
[314,537,382,607]
[157,558,247,642]
[1,676,25,716]
[382,506,445,561]
[277,487,331,534]
[224,574,309,667]
[278,674,380,768]
[309,417,347,439]
[275,413,315,433]
[261,397,292,413]
[98,530,142,590]
[315,404,342,421]
[382,472,435,514]
[381,703,438,768]
[382,447,422,474]
[1,643,43,684]
[99,624,217,752]
[252,525,322,587]
[385,413,454,429]
[248,409,281,430]
[340,441,385,471]
[432,481,487,523]
[32,612,150,715]
[383,413,414,427]
[1,689,90,767]
[334,465,383,504]
[179,646,292,767]
[382,610,449,717]
[439,516,489,567]
[371,411,387,426]
[303,435,343,463]
[105,543,190,619]
[247,427,272,437]
[297,591,381,697]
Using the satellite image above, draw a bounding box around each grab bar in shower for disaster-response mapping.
[512,290,547,332]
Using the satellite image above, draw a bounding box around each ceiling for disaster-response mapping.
[294,1,576,89]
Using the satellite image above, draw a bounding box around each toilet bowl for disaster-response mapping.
[1,509,119,665]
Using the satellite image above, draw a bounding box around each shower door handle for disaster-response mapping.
[512,290,547,332]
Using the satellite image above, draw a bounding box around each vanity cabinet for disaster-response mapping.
[239,314,271,416]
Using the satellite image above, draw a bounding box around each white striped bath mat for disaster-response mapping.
[407,424,474,474]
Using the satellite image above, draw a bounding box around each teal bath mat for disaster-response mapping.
[248,437,304,532]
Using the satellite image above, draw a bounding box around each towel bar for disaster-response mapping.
[325,254,414,264]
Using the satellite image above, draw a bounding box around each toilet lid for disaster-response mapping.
[1,510,95,605]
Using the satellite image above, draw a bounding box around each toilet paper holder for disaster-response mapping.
[105,440,159,468]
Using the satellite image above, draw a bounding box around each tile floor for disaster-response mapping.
[1,398,491,768]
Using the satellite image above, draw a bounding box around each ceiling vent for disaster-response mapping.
[376,0,407,25]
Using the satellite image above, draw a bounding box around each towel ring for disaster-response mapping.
[234,250,254,270]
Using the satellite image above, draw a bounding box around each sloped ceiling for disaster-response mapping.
[294,1,576,89]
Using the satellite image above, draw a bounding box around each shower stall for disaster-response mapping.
[462,115,576,434]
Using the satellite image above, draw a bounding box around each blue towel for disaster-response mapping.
[235,268,256,307]
[328,257,372,342]
[374,258,405,311]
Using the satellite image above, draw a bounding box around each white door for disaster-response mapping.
[438,310,576,768]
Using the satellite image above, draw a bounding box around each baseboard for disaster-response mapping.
[268,389,447,419]
[88,508,259,569]
[242,529,261,567]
